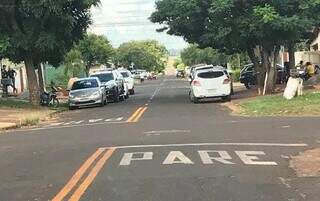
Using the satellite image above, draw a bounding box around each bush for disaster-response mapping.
[231,69,241,82]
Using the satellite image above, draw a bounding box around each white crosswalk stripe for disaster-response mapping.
[47,117,124,127]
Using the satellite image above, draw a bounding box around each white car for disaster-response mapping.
[189,67,232,103]
[118,69,135,95]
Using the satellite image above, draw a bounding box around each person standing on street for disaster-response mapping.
[7,67,17,93]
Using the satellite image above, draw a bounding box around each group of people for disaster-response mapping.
[295,60,318,80]
[1,65,17,94]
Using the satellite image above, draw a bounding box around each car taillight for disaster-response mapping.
[192,80,201,86]
[223,78,231,84]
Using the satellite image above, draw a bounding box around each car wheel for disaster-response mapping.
[244,82,251,89]
[113,91,120,102]
[69,106,76,110]
[119,95,125,101]
[189,91,199,103]
[125,92,129,99]
[222,95,231,102]
[129,89,135,95]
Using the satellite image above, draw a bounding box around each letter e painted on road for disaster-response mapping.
[198,150,234,164]
[163,151,194,165]
[235,151,277,166]
[119,152,153,166]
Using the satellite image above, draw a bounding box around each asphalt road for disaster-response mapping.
[0,76,319,201]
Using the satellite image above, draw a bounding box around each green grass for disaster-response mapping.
[21,117,40,126]
[0,99,38,109]
[239,92,320,116]
[0,99,68,111]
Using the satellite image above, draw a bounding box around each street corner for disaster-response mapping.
[290,147,320,177]
[0,122,18,131]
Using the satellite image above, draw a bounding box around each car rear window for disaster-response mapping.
[121,72,129,78]
[197,71,224,79]
[91,73,114,82]
[72,79,99,90]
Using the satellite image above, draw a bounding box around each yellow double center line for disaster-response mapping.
[52,148,115,201]
[126,107,148,123]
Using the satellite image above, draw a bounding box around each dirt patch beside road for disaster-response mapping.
[290,148,320,177]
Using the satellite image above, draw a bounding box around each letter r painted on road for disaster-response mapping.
[119,152,153,166]
[162,151,194,165]
[235,151,278,166]
[198,150,234,164]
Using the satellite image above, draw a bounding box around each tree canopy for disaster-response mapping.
[0,0,99,104]
[180,44,228,67]
[76,34,114,75]
[151,0,320,93]
[115,40,168,72]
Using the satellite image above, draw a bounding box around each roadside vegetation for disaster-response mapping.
[238,92,320,117]
[0,99,67,128]
[151,0,320,94]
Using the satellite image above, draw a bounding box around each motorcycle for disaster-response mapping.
[40,86,59,107]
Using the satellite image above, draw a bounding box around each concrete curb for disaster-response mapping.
[0,122,19,131]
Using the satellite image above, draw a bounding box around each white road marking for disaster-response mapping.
[281,125,291,128]
[149,88,160,102]
[198,150,235,164]
[107,142,308,149]
[63,120,84,125]
[14,121,127,132]
[144,130,190,135]
[162,151,194,165]
[119,152,153,166]
[235,151,278,166]
[119,150,279,166]
[116,117,124,121]
[279,177,292,188]
[47,122,65,127]
[89,119,103,123]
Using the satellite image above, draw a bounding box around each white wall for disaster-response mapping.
[295,51,320,65]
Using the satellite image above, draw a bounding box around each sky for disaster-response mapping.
[89,0,188,50]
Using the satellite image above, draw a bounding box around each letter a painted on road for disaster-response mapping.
[235,151,278,166]
[198,150,234,164]
[163,151,194,165]
[120,152,153,166]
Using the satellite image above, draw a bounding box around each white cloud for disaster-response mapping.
[89,0,188,50]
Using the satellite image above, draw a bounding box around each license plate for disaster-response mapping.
[207,89,216,93]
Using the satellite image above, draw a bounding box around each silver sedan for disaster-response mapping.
[68,78,107,110]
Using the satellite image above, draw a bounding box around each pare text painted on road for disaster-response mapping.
[119,150,278,166]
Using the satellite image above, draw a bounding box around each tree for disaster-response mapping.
[76,34,114,75]
[64,49,85,78]
[180,44,228,66]
[151,0,320,94]
[115,40,168,72]
[0,0,99,104]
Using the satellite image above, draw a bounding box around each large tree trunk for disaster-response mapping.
[36,62,45,93]
[247,47,264,95]
[85,64,90,76]
[261,45,280,94]
[24,57,40,105]
[288,42,295,69]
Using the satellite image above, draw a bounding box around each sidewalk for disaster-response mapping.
[0,96,66,131]
[0,122,17,130]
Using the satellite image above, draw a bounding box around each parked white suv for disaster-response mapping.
[118,69,135,95]
[189,67,232,103]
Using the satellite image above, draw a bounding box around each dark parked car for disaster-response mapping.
[90,70,127,102]
[240,63,286,89]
